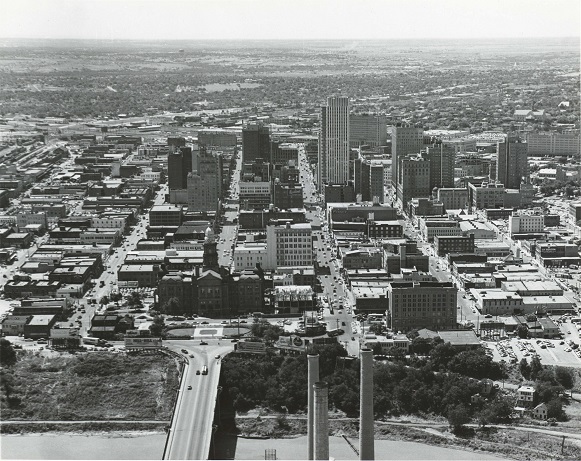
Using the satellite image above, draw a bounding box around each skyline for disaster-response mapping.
[0,0,579,41]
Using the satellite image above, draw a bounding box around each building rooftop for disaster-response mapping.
[437,329,480,347]
[150,204,182,212]
[27,315,56,326]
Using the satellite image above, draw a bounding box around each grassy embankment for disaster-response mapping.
[0,351,180,433]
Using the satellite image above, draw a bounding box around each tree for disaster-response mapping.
[546,398,567,421]
[385,346,406,362]
[447,404,471,433]
[0,339,17,366]
[519,358,531,380]
[516,324,529,339]
[161,297,181,315]
[99,295,110,305]
[530,356,543,381]
[555,367,575,394]
[110,291,123,303]
[368,323,384,335]
[410,336,435,356]
[149,315,165,337]
[127,291,143,308]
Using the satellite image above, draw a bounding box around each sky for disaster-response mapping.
[0,0,579,41]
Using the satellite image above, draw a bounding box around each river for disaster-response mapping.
[1,432,510,460]
[0,432,166,460]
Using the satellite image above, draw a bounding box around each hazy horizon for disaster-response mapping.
[1,0,579,41]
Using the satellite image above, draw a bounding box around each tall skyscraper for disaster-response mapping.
[496,137,528,189]
[242,123,271,164]
[187,147,222,212]
[391,125,424,190]
[168,146,195,191]
[318,96,350,192]
[425,143,456,190]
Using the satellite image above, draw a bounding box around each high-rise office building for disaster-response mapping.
[391,125,424,190]
[350,114,387,149]
[318,96,350,192]
[370,163,385,203]
[425,143,456,190]
[388,281,457,332]
[242,123,271,164]
[354,156,385,203]
[396,156,431,208]
[187,147,222,212]
[496,137,528,189]
[168,146,195,191]
[525,131,580,157]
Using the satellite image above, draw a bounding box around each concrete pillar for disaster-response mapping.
[313,381,329,461]
[307,354,320,460]
[359,348,374,460]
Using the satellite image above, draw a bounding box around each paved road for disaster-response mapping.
[164,340,233,460]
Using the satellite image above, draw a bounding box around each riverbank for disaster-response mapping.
[224,416,581,461]
[0,421,167,435]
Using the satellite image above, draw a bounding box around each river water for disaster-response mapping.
[1,433,509,460]
[0,432,166,460]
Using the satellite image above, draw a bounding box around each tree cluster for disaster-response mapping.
[220,341,509,424]
[519,357,575,421]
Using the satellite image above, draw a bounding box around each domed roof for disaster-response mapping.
[204,226,215,243]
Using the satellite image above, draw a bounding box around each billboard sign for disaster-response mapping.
[124,337,163,349]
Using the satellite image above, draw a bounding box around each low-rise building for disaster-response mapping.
[1,315,31,336]
[516,385,535,408]
[367,220,403,239]
[472,289,524,315]
[341,247,383,270]
[233,242,270,271]
[118,264,161,287]
[419,217,461,241]
[434,234,475,257]
[509,214,544,236]
[23,314,57,339]
[437,188,469,211]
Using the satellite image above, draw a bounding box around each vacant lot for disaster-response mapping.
[0,352,180,422]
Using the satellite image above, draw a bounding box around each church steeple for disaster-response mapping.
[203,226,219,271]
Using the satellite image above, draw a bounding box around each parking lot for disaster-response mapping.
[486,336,581,368]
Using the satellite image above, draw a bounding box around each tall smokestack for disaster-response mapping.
[359,348,374,460]
[307,354,320,460]
[313,381,329,461]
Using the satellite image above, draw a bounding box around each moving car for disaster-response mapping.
[187,385,192,390]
